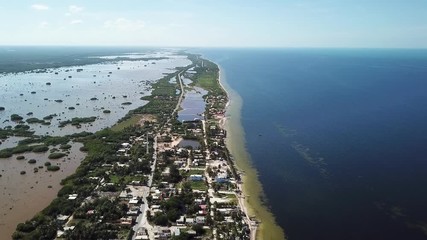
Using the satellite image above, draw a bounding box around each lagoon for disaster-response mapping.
[0,53,190,136]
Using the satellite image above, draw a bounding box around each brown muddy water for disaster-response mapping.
[0,142,85,238]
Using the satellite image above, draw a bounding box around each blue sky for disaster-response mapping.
[0,0,426,47]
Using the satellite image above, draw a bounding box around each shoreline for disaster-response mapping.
[217,66,286,240]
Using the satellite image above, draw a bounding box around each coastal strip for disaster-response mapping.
[10,52,256,240]
[218,67,286,240]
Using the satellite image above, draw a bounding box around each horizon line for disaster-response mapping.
[1,45,427,50]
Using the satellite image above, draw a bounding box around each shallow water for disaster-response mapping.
[0,53,191,136]
[178,86,207,122]
[0,136,27,150]
[178,139,201,149]
[0,142,85,238]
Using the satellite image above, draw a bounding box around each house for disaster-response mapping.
[186,218,194,225]
[120,217,133,225]
[68,194,78,200]
[176,215,185,225]
[129,197,139,205]
[135,227,148,240]
[172,228,181,236]
[215,172,229,183]
[121,143,131,148]
[56,214,69,224]
[161,167,170,177]
[195,216,206,224]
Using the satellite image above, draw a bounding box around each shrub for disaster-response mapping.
[12,145,33,154]
[79,146,88,152]
[47,165,60,171]
[32,145,49,153]
[48,152,66,159]
[59,144,72,150]
[28,159,37,164]
[26,118,43,124]
[11,114,23,121]
[0,150,13,158]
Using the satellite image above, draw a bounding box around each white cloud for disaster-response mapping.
[38,21,49,28]
[66,5,83,16]
[69,5,83,14]
[70,19,83,25]
[31,4,49,11]
[104,18,145,31]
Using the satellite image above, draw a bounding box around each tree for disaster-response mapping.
[192,224,205,235]
[169,164,181,183]
[153,213,168,226]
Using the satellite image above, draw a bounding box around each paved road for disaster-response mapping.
[147,135,157,187]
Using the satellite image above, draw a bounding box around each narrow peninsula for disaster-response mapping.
[10,53,263,240]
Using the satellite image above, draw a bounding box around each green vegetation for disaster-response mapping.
[190,180,208,191]
[26,118,44,124]
[188,55,224,96]
[43,114,57,120]
[32,145,49,153]
[79,146,88,152]
[28,159,37,164]
[59,116,96,127]
[59,144,72,150]
[47,165,60,171]
[11,114,24,121]
[0,143,53,158]
[0,127,34,140]
[0,145,33,158]
[48,152,67,159]
[111,115,141,132]
[13,126,149,239]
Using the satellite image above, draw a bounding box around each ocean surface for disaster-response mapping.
[199,48,427,240]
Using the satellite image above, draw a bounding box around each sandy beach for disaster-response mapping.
[218,66,286,240]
